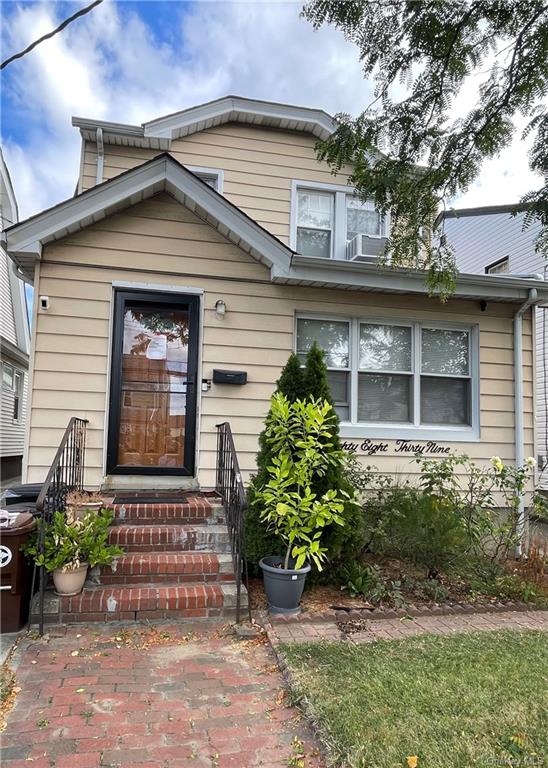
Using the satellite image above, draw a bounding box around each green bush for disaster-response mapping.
[254,394,352,570]
[246,345,365,578]
[362,482,469,578]
[24,509,122,572]
[340,562,405,606]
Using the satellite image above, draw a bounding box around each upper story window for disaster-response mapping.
[291,181,388,262]
[2,363,14,390]
[485,257,509,275]
[295,315,478,441]
[296,190,334,259]
[13,370,23,422]
[186,166,224,194]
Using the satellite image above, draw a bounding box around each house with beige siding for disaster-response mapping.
[1,149,29,485]
[4,96,548,496]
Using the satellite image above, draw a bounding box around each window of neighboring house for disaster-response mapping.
[2,363,14,390]
[13,370,23,422]
[186,166,224,193]
[295,316,477,437]
[292,182,387,260]
[485,257,509,274]
[296,189,335,259]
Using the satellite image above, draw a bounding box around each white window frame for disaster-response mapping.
[185,166,224,194]
[2,362,14,390]
[295,313,480,442]
[295,188,335,259]
[13,370,23,423]
[346,196,387,241]
[290,180,389,260]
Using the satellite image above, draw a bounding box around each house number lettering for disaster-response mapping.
[341,439,451,456]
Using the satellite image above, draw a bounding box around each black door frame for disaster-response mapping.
[106,289,200,476]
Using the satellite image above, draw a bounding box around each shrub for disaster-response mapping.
[340,562,405,607]
[247,346,365,577]
[253,394,354,570]
[25,509,122,572]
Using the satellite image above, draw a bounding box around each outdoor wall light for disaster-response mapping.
[214,299,227,318]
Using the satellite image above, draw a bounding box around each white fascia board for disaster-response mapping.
[5,158,171,259]
[5,154,293,274]
[277,256,548,302]
[144,96,336,140]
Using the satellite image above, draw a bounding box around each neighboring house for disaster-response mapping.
[3,96,548,494]
[440,205,548,488]
[0,149,29,484]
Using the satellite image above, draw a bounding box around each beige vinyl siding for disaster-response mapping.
[25,192,533,489]
[80,123,355,244]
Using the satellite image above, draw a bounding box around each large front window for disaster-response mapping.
[296,316,477,436]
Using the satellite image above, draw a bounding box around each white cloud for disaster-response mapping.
[0,0,542,220]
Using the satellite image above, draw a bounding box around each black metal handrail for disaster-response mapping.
[215,422,250,624]
[35,417,89,635]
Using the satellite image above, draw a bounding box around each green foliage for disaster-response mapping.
[247,347,365,576]
[253,394,354,570]
[246,353,306,574]
[24,509,122,572]
[341,562,405,607]
[303,1,548,299]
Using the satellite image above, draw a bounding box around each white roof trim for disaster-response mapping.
[276,256,548,303]
[3,154,294,280]
[72,95,337,145]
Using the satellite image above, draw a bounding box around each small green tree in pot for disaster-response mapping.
[255,393,357,614]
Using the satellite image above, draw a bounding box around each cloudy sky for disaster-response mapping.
[0,0,543,222]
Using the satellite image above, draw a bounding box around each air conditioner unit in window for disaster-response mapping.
[346,233,388,262]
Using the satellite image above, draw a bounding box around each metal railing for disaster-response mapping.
[35,417,89,635]
[215,422,250,624]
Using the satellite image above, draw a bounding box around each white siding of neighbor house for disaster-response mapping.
[1,248,17,347]
[1,355,28,459]
[444,211,547,487]
[24,192,534,490]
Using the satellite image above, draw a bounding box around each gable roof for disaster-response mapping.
[72,95,336,148]
[2,153,295,282]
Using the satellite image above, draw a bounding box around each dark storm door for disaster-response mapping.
[106,290,200,476]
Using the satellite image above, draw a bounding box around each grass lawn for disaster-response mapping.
[281,630,547,768]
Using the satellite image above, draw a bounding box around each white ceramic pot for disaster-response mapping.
[53,563,88,596]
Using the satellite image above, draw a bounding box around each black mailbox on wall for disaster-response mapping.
[212,369,248,385]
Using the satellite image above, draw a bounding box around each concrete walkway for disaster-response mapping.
[1,623,324,768]
[269,609,548,644]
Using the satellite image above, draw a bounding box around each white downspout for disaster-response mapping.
[514,288,538,556]
[96,127,104,185]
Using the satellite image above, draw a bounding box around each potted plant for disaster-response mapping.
[66,489,104,520]
[255,394,355,614]
[25,509,122,596]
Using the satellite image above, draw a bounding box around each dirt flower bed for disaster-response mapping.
[248,551,548,616]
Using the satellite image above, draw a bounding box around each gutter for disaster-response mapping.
[96,127,104,185]
[514,287,539,556]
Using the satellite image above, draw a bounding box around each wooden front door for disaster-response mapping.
[106,290,200,476]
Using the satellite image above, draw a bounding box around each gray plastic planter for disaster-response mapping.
[259,556,311,615]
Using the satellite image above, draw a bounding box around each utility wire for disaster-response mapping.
[1,0,105,71]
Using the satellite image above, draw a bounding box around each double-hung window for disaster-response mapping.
[292,181,387,260]
[296,316,478,439]
[13,370,23,422]
[296,190,334,259]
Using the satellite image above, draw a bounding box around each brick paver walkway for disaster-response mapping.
[1,623,324,768]
[270,609,548,644]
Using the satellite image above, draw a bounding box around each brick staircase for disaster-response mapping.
[34,492,247,625]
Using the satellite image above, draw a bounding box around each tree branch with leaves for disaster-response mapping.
[303,0,548,299]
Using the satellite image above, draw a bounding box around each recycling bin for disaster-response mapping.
[0,512,36,633]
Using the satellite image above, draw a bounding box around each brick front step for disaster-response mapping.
[108,524,231,553]
[93,552,236,584]
[37,583,247,623]
[112,499,225,526]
